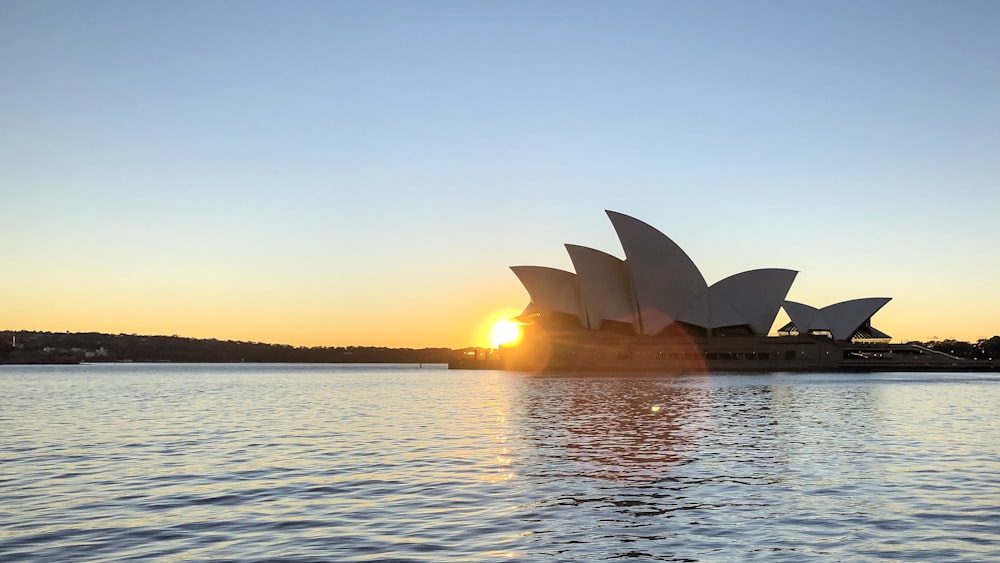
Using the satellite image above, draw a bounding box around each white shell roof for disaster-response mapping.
[783,297,891,341]
[506,211,888,340]
[509,266,582,320]
[709,269,798,334]
[606,210,707,336]
[565,244,636,330]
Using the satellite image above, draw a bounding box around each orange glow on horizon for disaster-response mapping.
[476,308,524,349]
[3,274,998,349]
[490,319,522,349]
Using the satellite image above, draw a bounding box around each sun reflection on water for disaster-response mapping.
[505,373,713,482]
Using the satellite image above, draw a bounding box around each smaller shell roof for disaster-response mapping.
[782,297,891,341]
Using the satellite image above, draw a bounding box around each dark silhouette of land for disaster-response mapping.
[926,336,1000,361]
[1,330,997,366]
[0,330,469,364]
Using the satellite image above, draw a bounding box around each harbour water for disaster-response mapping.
[2,364,998,561]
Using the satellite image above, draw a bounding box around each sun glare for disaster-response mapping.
[490,319,522,348]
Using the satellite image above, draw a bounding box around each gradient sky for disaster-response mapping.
[2,1,998,348]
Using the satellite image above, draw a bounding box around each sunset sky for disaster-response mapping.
[2,1,998,348]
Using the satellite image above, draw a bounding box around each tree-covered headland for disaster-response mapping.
[916,337,1000,361]
[0,331,462,364]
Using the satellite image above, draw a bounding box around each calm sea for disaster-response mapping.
[1,364,998,562]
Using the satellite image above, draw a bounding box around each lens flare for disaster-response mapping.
[490,319,522,348]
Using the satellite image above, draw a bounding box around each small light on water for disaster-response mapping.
[651,405,661,412]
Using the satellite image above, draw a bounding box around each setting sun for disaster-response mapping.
[490,319,522,348]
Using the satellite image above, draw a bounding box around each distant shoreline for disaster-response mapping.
[0,330,470,365]
[3,330,998,369]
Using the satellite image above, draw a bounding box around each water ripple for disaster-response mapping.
[1,365,998,561]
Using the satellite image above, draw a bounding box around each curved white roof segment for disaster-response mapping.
[565,244,637,331]
[510,266,582,320]
[783,297,891,341]
[782,301,820,335]
[676,269,797,334]
[675,289,712,328]
[606,210,707,336]
[824,298,891,340]
[710,269,798,334]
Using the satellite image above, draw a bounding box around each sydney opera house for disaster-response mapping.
[456,211,965,372]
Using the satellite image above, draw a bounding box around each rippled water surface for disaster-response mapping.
[2,364,999,561]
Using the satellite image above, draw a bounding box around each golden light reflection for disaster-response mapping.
[512,377,713,482]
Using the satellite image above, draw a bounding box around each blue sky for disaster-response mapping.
[2,1,998,347]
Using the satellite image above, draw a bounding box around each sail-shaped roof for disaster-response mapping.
[709,269,798,334]
[506,211,889,343]
[606,210,707,336]
[782,297,891,341]
[509,266,582,320]
[565,244,636,331]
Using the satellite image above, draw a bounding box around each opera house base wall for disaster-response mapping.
[449,332,1000,373]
